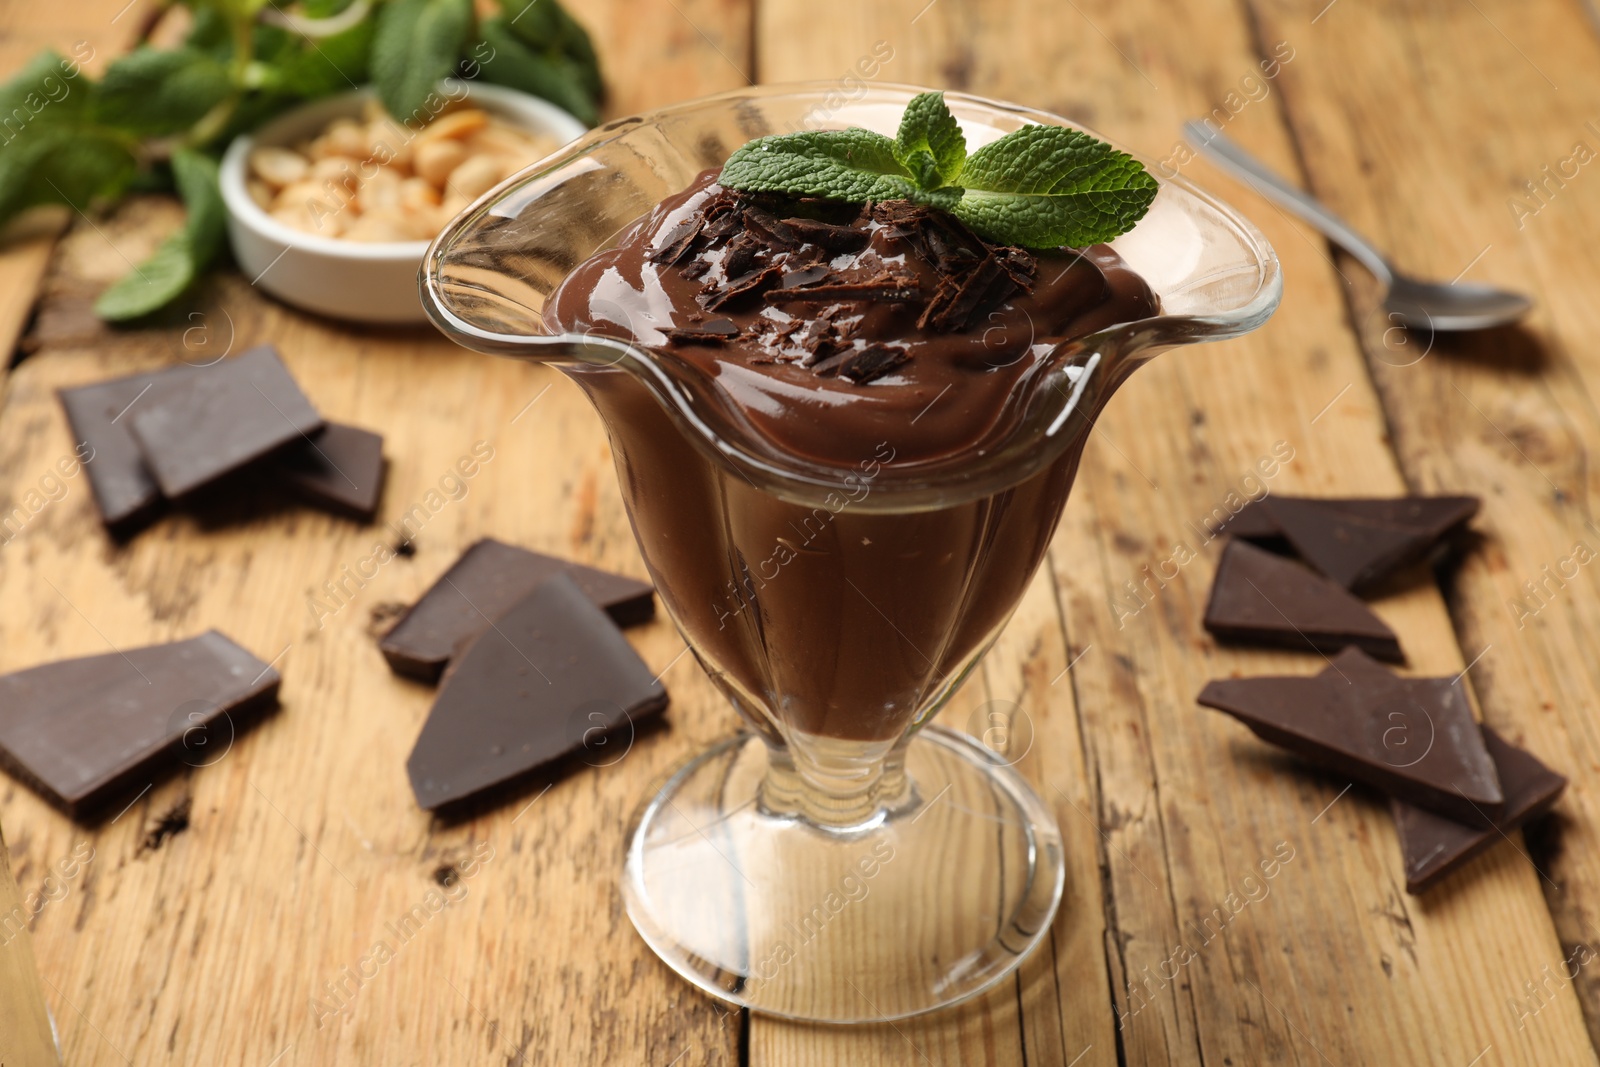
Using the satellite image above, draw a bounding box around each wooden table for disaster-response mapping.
[3,0,1600,1063]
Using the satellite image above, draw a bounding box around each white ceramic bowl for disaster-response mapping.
[220,81,587,324]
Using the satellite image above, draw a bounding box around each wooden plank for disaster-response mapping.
[0,2,753,1063]
[756,0,1597,1063]
[1240,0,1600,1051]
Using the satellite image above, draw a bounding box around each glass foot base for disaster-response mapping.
[623,726,1066,1023]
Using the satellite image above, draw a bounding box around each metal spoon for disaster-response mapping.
[1182,121,1532,331]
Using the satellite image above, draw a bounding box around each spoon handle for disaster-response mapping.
[1181,122,1393,284]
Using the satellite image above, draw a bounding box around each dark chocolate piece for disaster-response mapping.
[781,216,869,252]
[379,538,655,683]
[128,345,324,499]
[1198,647,1503,825]
[764,275,921,304]
[701,266,781,311]
[1392,726,1566,894]
[821,345,911,384]
[1210,498,1280,540]
[272,422,388,522]
[662,319,741,345]
[0,631,280,815]
[1203,539,1403,661]
[58,367,196,533]
[406,574,669,810]
[647,216,704,265]
[1265,495,1480,592]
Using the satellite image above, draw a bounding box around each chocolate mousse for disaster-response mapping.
[546,170,1156,468]
[542,172,1157,742]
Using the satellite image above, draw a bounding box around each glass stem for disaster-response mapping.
[759,730,910,831]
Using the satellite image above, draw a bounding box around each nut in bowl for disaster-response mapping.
[220,81,586,324]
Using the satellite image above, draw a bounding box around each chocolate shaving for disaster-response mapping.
[766,273,920,304]
[648,217,704,266]
[779,265,831,289]
[781,217,870,252]
[812,345,910,384]
[701,266,781,311]
[657,183,1054,387]
[721,231,762,280]
[742,208,800,250]
[918,252,1021,332]
[663,318,741,344]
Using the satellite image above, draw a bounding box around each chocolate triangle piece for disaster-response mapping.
[128,345,324,499]
[1392,726,1566,894]
[1265,495,1479,592]
[406,574,668,810]
[1203,539,1403,661]
[0,631,280,816]
[1198,647,1503,825]
[1210,498,1281,541]
[380,538,655,683]
[58,365,201,534]
[273,422,388,522]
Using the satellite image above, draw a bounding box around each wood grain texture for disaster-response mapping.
[0,2,752,1064]
[755,0,1598,1063]
[1239,0,1600,1052]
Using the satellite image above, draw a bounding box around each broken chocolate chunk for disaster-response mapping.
[1392,725,1566,893]
[58,366,197,534]
[127,345,323,499]
[1265,495,1480,592]
[406,574,669,810]
[1198,647,1504,825]
[380,538,655,683]
[1204,539,1403,661]
[0,631,280,815]
[272,421,387,522]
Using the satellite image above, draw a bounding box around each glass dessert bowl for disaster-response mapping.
[421,83,1280,1023]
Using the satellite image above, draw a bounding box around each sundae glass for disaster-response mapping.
[422,84,1280,1022]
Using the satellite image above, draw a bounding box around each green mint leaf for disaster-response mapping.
[719,129,918,203]
[951,124,1157,247]
[91,47,232,137]
[893,90,964,189]
[497,0,603,98]
[276,20,374,98]
[93,230,197,321]
[0,54,138,227]
[172,147,225,266]
[371,0,474,121]
[474,17,598,126]
[95,149,224,321]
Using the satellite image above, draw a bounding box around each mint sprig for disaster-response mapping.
[719,91,1157,249]
[0,0,606,322]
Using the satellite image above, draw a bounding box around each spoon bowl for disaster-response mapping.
[1382,274,1534,333]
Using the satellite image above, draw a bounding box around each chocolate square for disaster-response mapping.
[127,345,323,499]
[273,422,387,522]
